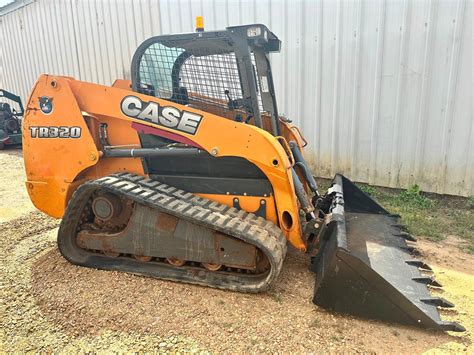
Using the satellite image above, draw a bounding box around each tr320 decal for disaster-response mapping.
[30,126,81,138]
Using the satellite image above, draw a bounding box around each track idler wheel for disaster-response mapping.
[103,251,120,257]
[92,193,122,222]
[202,263,222,271]
[134,255,152,262]
[167,258,186,267]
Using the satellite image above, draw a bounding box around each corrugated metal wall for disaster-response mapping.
[0,0,472,196]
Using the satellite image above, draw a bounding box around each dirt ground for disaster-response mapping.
[1,148,473,352]
[0,150,35,222]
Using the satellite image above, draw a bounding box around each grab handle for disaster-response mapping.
[291,125,308,147]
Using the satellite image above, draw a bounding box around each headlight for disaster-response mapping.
[247,26,262,37]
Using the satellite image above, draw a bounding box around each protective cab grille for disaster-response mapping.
[137,42,265,120]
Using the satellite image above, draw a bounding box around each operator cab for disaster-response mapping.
[131,23,282,136]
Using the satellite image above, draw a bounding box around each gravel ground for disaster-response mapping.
[0,150,35,222]
[1,148,473,352]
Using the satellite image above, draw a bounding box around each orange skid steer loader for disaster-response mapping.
[23,23,464,331]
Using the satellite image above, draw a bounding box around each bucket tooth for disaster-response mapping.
[413,277,442,287]
[438,321,466,332]
[311,174,464,332]
[406,260,432,271]
[396,232,417,242]
[392,223,409,232]
[401,245,421,255]
[421,297,455,308]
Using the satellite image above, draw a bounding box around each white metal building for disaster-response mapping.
[0,0,472,196]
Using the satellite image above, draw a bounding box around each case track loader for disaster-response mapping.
[23,23,464,332]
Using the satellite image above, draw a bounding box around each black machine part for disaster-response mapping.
[289,140,319,196]
[0,107,21,134]
[291,168,314,214]
[0,89,24,116]
[310,174,465,332]
[103,146,203,158]
[0,89,24,142]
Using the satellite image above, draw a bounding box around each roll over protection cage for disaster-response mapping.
[130,24,282,136]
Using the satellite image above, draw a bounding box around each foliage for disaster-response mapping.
[395,184,433,209]
[357,183,377,197]
[468,195,474,209]
[370,185,471,253]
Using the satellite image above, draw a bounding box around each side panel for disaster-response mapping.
[23,77,144,218]
[23,76,99,218]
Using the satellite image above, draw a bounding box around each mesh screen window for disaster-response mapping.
[180,53,243,109]
[139,43,185,98]
[139,43,263,116]
[139,43,246,116]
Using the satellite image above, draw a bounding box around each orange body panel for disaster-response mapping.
[111,79,133,90]
[197,194,278,226]
[23,75,307,250]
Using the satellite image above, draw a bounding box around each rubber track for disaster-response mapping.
[58,173,287,293]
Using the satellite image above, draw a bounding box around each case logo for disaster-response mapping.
[38,96,53,115]
[120,95,202,135]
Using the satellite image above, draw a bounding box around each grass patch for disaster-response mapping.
[468,195,474,209]
[376,185,472,252]
[395,184,433,209]
[357,183,377,197]
[318,179,473,253]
